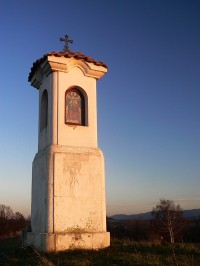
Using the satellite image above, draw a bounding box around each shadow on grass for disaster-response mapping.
[0,237,200,266]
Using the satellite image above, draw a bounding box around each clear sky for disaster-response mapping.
[0,0,199,217]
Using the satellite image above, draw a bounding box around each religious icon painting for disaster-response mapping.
[65,89,84,125]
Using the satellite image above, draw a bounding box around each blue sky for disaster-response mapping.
[0,0,199,217]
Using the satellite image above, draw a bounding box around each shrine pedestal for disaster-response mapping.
[26,232,110,252]
[25,145,109,251]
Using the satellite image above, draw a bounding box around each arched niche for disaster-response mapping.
[40,89,48,130]
[65,87,86,126]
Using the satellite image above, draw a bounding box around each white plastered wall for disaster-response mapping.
[56,67,98,148]
[38,66,98,150]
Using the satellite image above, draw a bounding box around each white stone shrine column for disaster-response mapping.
[25,50,110,252]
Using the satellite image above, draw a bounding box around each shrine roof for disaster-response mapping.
[28,51,107,82]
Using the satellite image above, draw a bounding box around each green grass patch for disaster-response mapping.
[0,237,200,265]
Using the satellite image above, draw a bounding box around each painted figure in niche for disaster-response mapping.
[65,91,82,124]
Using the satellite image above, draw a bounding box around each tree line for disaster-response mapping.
[1,199,200,243]
[0,204,28,237]
[108,199,200,243]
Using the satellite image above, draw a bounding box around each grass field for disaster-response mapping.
[0,237,200,265]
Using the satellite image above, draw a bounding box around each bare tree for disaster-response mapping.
[0,204,13,220]
[152,199,186,243]
[0,204,14,236]
[12,212,26,233]
[0,204,28,236]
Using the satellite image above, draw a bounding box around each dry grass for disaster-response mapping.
[0,237,200,265]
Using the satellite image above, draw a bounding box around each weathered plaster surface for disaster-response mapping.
[54,149,106,232]
[27,145,109,250]
[27,231,110,252]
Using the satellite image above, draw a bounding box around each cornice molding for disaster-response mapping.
[30,56,107,89]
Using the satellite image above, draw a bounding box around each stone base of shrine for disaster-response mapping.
[24,231,110,252]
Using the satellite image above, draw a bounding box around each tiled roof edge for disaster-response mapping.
[28,51,107,82]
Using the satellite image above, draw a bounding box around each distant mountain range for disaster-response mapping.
[110,208,200,220]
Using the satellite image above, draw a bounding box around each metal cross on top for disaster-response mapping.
[60,34,73,52]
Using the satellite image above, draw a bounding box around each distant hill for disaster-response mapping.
[182,209,200,219]
[111,212,152,220]
[110,208,200,220]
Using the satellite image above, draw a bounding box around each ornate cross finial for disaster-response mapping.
[60,34,73,52]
